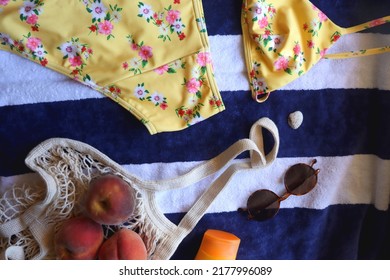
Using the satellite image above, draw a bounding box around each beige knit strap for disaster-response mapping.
[139,117,278,192]
[151,117,280,260]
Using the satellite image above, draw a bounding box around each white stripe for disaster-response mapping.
[0,51,101,106]
[0,33,389,106]
[1,155,389,214]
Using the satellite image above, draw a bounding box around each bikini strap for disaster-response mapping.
[323,46,390,59]
[342,15,390,34]
[324,15,390,59]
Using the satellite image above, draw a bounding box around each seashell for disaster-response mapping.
[288,111,303,129]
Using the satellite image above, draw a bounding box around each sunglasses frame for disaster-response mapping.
[239,159,320,221]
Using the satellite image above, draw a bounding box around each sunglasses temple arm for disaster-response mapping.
[238,207,256,220]
[310,159,321,175]
[310,159,321,174]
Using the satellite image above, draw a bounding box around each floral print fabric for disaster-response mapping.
[0,0,223,134]
[242,0,390,102]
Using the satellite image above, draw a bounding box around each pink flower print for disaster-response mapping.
[69,56,83,67]
[0,0,10,6]
[369,19,386,27]
[196,52,212,67]
[131,43,139,51]
[320,48,328,58]
[318,11,328,22]
[258,17,268,29]
[154,64,169,75]
[186,78,202,94]
[307,40,315,48]
[293,44,301,55]
[166,10,180,25]
[274,56,289,71]
[26,14,38,25]
[122,62,129,70]
[26,37,41,51]
[98,20,114,35]
[138,45,153,61]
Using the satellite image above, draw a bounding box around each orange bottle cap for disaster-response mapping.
[195,229,241,260]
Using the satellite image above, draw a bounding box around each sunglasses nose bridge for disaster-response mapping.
[279,192,291,202]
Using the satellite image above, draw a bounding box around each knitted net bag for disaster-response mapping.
[0,118,279,260]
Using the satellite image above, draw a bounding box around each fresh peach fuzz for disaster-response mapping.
[84,174,136,225]
[54,216,104,260]
[98,229,147,260]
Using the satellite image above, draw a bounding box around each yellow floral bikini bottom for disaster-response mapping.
[0,0,224,134]
[1,0,389,134]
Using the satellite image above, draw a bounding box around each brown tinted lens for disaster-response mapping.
[284,164,317,195]
[247,190,280,221]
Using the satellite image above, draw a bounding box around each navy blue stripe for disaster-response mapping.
[168,204,390,260]
[1,88,390,176]
[204,0,390,35]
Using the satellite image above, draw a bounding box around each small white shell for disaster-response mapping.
[288,111,303,129]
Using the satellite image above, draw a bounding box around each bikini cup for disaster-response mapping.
[242,0,390,102]
[0,117,279,260]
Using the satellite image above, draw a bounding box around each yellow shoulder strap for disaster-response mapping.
[324,15,390,59]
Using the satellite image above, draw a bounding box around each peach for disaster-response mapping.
[84,174,136,225]
[98,229,147,260]
[54,216,104,260]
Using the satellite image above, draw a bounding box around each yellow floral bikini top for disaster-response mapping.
[242,0,390,102]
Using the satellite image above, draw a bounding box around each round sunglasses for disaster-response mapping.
[238,159,320,221]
